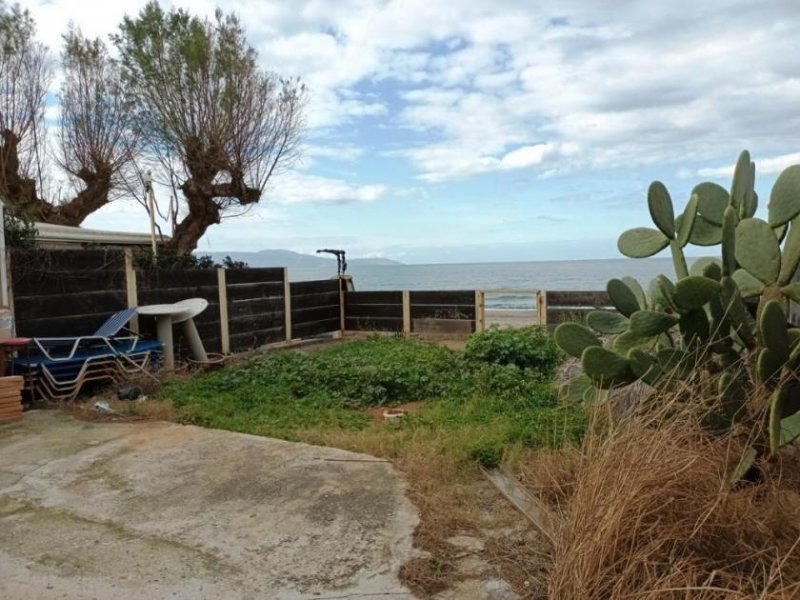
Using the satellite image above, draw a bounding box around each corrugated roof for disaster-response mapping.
[34,222,169,246]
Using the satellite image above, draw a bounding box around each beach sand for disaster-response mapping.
[485,309,537,328]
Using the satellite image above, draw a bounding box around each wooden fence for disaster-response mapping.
[8,248,613,351]
[9,249,341,355]
[344,289,481,335]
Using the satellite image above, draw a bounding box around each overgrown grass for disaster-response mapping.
[159,333,583,466]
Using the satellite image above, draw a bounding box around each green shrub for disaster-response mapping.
[211,337,462,407]
[463,326,564,380]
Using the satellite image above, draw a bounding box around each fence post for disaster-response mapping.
[124,249,139,333]
[402,290,411,336]
[217,268,230,354]
[283,268,292,342]
[474,290,485,332]
[339,277,346,336]
[536,290,548,326]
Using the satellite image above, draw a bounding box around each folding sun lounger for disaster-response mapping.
[11,307,162,403]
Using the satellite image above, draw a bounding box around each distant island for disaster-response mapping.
[199,249,403,268]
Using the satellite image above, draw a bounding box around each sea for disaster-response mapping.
[289,257,700,310]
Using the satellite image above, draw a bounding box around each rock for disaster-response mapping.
[484,579,519,600]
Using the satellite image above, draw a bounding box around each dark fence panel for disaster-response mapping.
[290,279,340,338]
[12,249,127,337]
[226,268,285,351]
[137,268,222,354]
[344,290,403,332]
[546,290,612,326]
[409,290,476,323]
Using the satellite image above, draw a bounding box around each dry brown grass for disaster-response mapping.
[536,401,800,600]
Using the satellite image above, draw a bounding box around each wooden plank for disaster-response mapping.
[11,248,125,271]
[228,297,285,318]
[14,290,128,320]
[345,304,404,319]
[218,269,230,355]
[344,291,403,305]
[482,467,556,545]
[229,327,285,351]
[412,318,474,336]
[344,316,403,332]
[225,281,284,301]
[291,304,341,325]
[290,291,340,310]
[546,290,610,307]
[402,290,411,336]
[136,269,219,290]
[410,304,476,320]
[13,271,126,296]
[224,268,285,285]
[292,318,340,339]
[227,313,285,333]
[547,308,593,325]
[283,268,292,341]
[290,279,340,295]
[409,290,475,305]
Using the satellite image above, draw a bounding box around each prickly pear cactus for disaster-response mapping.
[556,150,800,474]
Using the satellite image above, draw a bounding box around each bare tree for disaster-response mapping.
[0,3,138,225]
[52,28,139,225]
[0,1,50,214]
[114,2,305,254]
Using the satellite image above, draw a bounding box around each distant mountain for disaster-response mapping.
[199,249,402,268]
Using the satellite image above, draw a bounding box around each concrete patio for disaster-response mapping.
[0,411,419,599]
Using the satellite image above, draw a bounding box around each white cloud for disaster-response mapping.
[697,152,800,179]
[265,171,388,204]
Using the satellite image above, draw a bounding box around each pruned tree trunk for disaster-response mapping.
[1,129,113,226]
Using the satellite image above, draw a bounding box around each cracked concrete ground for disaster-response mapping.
[0,411,419,599]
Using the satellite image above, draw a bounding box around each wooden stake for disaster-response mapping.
[124,249,139,333]
[402,290,411,336]
[217,268,230,354]
[283,268,292,341]
[475,290,486,332]
[536,290,548,326]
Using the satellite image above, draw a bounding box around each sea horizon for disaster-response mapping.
[288,256,708,310]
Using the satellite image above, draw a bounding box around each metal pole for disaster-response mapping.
[144,171,157,257]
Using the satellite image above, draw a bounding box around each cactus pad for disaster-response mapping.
[768,165,800,227]
[730,150,752,212]
[617,227,669,258]
[735,218,781,284]
[679,309,711,346]
[581,346,634,388]
[672,276,721,310]
[757,347,783,385]
[628,348,663,386]
[586,310,629,334]
[721,205,737,277]
[759,300,790,360]
[688,215,723,246]
[648,181,676,238]
[676,193,699,248]
[732,269,765,298]
[694,181,729,225]
[656,348,693,380]
[779,217,800,285]
[553,322,601,358]
[689,257,722,280]
[629,310,679,337]
[607,278,642,317]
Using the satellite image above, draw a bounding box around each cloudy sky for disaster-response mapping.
[26,0,800,263]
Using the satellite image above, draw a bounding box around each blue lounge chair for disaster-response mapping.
[12,308,162,402]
